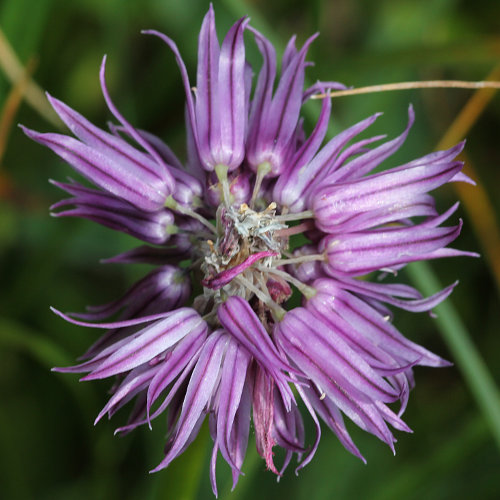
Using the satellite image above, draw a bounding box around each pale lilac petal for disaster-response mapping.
[99,56,176,194]
[146,327,207,421]
[327,105,416,183]
[247,26,277,157]
[22,126,168,212]
[95,364,157,424]
[302,80,348,101]
[273,90,332,206]
[48,95,169,184]
[141,30,197,151]
[313,161,462,232]
[229,375,252,490]
[281,35,297,71]
[50,180,174,244]
[321,220,464,276]
[216,337,251,471]
[195,5,221,169]
[254,34,318,175]
[311,280,451,366]
[110,125,204,206]
[302,385,366,463]
[101,245,190,265]
[75,265,189,321]
[280,112,382,212]
[81,309,205,380]
[218,16,249,168]
[276,308,400,403]
[320,195,438,234]
[151,330,228,471]
[218,296,296,409]
[289,377,322,472]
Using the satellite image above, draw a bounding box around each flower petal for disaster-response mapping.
[151,330,228,471]
[82,309,205,380]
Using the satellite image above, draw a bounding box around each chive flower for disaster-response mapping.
[24,5,477,496]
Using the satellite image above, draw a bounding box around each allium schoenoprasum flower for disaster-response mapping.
[24,5,479,496]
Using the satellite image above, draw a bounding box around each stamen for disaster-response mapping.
[165,195,217,234]
[273,253,326,266]
[250,161,271,209]
[262,202,277,214]
[275,210,314,222]
[275,220,315,238]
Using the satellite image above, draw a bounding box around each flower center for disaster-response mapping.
[201,201,288,290]
[188,172,321,327]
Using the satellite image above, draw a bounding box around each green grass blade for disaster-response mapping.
[407,261,500,450]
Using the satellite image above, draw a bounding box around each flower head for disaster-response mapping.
[27,7,477,496]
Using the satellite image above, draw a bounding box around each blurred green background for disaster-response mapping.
[1,0,500,499]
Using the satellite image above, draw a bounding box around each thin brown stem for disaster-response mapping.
[311,80,500,99]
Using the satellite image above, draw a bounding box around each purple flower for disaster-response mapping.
[27,7,478,496]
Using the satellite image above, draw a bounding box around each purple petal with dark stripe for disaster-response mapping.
[313,161,462,232]
[311,279,451,366]
[195,5,221,170]
[151,330,228,472]
[218,16,249,168]
[321,219,465,276]
[50,181,174,244]
[218,297,296,409]
[279,112,382,212]
[81,308,205,379]
[302,385,366,463]
[99,57,176,194]
[273,89,331,206]
[146,326,208,422]
[48,94,169,186]
[22,126,169,213]
[326,105,416,183]
[276,308,400,403]
[216,337,251,471]
[247,27,277,151]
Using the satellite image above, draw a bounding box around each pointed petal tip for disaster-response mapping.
[436,358,453,368]
[45,92,62,109]
[149,460,168,474]
[308,31,320,42]
[94,412,105,425]
[18,124,35,137]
